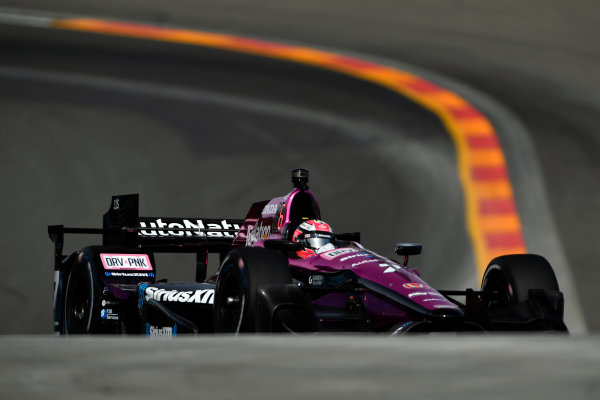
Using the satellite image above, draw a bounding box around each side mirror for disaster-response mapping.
[395,243,422,267]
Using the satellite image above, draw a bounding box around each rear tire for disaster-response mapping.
[64,252,120,334]
[214,247,291,333]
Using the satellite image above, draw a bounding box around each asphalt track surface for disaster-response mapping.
[1,1,600,398]
[1,335,600,400]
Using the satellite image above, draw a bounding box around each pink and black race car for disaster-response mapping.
[49,169,567,335]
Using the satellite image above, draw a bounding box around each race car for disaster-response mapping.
[48,169,567,335]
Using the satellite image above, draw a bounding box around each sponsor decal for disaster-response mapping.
[426,292,445,298]
[100,309,119,321]
[379,262,404,274]
[100,254,152,271]
[351,259,379,268]
[262,203,279,216]
[297,220,331,233]
[138,219,240,238]
[390,321,419,335]
[408,292,447,303]
[434,304,459,309]
[245,222,271,246]
[147,325,177,338]
[403,283,430,289]
[105,272,154,278]
[138,283,149,309]
[101,300,118,307]
[320,248,356,260]
[340,252,372,262]
[399,321,414,330]
[144,287,215,305]
[308,275,324,286]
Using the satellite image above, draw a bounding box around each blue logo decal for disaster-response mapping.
[138,283,149,310]
[105,272,111,277]
[101,309,108,320]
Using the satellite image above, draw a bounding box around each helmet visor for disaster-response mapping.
[303,233,333,250]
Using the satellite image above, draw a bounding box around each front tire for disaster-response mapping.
[482,254,558,307]
[214,247,291,333]
[481,254,566,331]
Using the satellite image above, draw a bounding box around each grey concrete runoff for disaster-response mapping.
[1,335,599,400]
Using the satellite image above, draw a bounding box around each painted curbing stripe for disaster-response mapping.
[47,17,526,277]
[472,166,509,181]
[469,149,505,167]
[468,136,501,149]
[479,199,518,214]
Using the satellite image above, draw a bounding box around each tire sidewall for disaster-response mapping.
[214,256,247,332]
[481,254,559,305]
[64,251,121,334]
[64,254,98,333]
[214,247,291,333]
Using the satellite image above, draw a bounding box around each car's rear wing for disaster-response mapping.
[48,194,243,271]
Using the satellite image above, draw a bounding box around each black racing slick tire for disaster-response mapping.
[481,254,559,308]
[63,252,120,334]
[481,254,567,331]
[214,247,291,333]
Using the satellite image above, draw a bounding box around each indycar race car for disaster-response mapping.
[49,169,567,335]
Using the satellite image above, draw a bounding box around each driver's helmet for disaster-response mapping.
[292,219,334,258]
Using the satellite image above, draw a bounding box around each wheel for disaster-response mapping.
[214,247,291,333]
[481,254,566,331]
[64,252,120,334]
[481,254,559,309]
